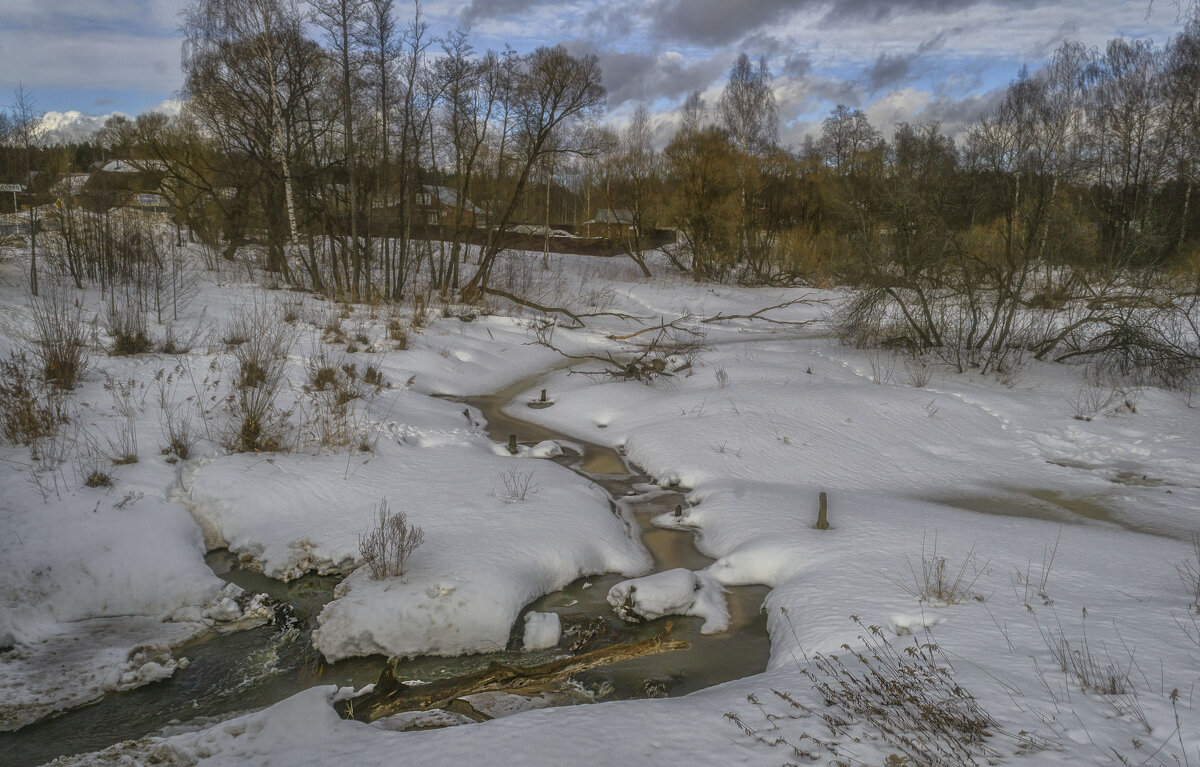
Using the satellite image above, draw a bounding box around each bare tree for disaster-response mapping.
[10,86,42,296]
[310,0,367,297]
[600,105,658,277]
[461,45,605,303]
[183,0,318,277]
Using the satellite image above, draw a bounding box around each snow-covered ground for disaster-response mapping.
[2,246,1199,765]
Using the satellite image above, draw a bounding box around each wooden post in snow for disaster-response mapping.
[816,491,830,530]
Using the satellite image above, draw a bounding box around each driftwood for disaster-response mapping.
[335,626,689,723]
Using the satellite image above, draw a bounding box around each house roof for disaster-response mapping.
[99,159,166,173]
[424,185,483,214]
[586,208,633,225]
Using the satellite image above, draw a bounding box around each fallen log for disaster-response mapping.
[335,626,689,723]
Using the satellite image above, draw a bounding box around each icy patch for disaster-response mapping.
[607,568,730,634]
[522,612,562,651]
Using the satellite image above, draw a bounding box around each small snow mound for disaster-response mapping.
[116,645,180,690]
[527,440,564,459]
[889,614,945,636]
[522,612,561,651]
[607,568,730,634]
[204,597,242,622]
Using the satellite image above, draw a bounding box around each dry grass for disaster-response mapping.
[735,615,1002,766]
[28,286,91,389]
[0,352,67,446]
[886,534,987,606]
[1176,533,1200,610]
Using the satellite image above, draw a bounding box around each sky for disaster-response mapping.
[0,0,1193,145]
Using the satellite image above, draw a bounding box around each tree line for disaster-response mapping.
[3,3,1199,319]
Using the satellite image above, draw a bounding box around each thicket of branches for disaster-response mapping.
[3,4,1199,385]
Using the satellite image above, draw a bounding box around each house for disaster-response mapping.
[82,159,169,213]
[417,185,483,226]
[583,208,635,238]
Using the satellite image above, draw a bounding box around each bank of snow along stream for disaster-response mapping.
[1,371,769,767]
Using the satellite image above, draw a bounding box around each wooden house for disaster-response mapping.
[417,185,483,226]
[583,208,634,238]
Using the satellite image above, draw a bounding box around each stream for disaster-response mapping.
[2,374,771,767]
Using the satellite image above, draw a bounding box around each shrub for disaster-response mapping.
[0,352,66,445]
[359,499,424,579]
[105,289,151,355]
[83,468,113,488]
[306,349,345,392]
[28,286,91,389]
[498,468,539,502]
[225,302,296,390]
[227,385,287,453]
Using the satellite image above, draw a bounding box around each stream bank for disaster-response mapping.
[1,371,770,767]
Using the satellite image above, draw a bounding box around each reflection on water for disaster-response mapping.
[924,486,1183,539]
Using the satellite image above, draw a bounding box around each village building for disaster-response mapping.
[583,208,634,238]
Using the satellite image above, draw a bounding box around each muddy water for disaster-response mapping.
[922,486,1188,539]
[460,378,772,699]
[3,375,770,767]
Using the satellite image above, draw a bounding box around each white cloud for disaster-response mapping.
[33,98,187,143]
[864,87,934,137]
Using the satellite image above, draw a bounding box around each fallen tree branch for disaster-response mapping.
[607,316,695,341]
[481,286,643,329]
[700,296,823,326]
[336,626,689,723]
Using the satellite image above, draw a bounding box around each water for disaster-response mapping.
[2,373,771,766]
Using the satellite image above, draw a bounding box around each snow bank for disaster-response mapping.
[607,568,730,634]
[184,388,649,661]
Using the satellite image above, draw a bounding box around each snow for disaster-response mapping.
[607,568,730,633]
[183,392,648,660]
[521,612,561,651]
[5,248,1200,765]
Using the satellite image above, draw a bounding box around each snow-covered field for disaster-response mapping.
[2,245,1199,765]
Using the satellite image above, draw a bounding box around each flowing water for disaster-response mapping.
[2,374,771,766]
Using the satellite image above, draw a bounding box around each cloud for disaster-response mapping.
[646,0,801,47]
[562,42,729,109]
[817,0,1040,27]
[864,52,918,92]
[34,98,185,144]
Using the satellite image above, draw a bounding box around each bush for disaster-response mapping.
[224,302,296,390]
[105,289,151,355]
[0,352,66,445]
[358,499,424,579]
[227,385,288,453]
[28,286,91,389]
